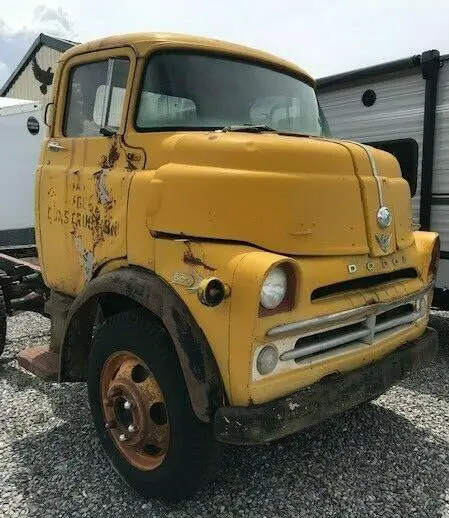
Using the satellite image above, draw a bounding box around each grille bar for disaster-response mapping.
[280,328,371,361]
[374,310,423,333]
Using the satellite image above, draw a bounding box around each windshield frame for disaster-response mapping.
[133,49,328,136]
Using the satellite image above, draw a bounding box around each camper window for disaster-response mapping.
[367,138,418,197]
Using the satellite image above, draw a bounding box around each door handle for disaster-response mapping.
[47,141,66,152]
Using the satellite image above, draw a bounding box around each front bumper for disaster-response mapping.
[215,327,438,444]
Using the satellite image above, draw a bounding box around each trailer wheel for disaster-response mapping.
[0,281,6,356]
[87,308,220,501]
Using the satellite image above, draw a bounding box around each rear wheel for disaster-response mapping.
[0,282,6,356]
[87,308,220,501]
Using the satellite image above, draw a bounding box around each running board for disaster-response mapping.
[17,346,59,381]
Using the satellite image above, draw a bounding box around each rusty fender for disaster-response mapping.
[59,267,224,423]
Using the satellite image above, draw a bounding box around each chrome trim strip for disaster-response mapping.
[280,328,371,361]
[374,309,425,333]
[356,142,384,208]
[267,282,434,338]
[310,137,384,208]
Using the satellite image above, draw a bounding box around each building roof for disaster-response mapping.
[317,50,449,90]
[1,31,315,96]
[0,97,41,117]
[60,32,314,84]
[0,97,36,108]
[0,33,77,96]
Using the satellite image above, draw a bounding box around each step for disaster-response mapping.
[17,346,59,381]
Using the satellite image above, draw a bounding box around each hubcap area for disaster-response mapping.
[100,352,169,471]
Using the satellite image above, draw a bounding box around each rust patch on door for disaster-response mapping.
[90,207,119,252]
[93,169,113,208]
[72,231,95,281]
[100,139,120,169]
[94,138,121,208]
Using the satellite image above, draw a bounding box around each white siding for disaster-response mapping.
[430,204,449,250]
[433,62,449,194]
[6,46,63,107]
[0,103,43,232]
[318,71,425,223]
[429,61,449,271]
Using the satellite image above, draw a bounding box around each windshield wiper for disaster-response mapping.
[219,124,279,134]
[218,124,310,138]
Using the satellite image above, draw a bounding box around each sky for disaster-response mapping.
[1,0,449,88]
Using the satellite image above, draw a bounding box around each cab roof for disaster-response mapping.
[59,32,314,85]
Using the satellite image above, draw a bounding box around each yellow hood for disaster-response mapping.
[147,132,413,257]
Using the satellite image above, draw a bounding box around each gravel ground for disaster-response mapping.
[0,312,448,518]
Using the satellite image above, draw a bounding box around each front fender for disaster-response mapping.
[60,267,224,422]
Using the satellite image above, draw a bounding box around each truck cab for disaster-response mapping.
[30,33,439,500]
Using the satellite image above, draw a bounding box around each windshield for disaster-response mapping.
[136,52,330,137]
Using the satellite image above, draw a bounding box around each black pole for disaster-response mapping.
[419,50,441,231]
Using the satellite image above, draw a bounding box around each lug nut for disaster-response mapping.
[128,424,135,433]
[124,400,132,410]
[119,434,127,442]
[105,420,116,430]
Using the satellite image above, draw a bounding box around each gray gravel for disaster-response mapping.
[0,311,448,518]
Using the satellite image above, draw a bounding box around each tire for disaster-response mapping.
[87,308,220,501]
[0,283,6,356]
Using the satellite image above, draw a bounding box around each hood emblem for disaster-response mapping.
[377,206,392,228]
[376,233,392,252]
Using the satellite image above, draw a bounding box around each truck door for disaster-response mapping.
[36,48,136,295]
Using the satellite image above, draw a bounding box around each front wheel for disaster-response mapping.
[87,308,220,501]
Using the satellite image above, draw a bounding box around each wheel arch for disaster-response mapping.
[59,266,224,422]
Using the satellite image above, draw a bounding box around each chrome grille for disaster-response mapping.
[267,284,432,365]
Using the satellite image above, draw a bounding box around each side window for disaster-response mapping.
[63,58,129,137]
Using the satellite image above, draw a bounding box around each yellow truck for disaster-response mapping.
[0,33,440,500]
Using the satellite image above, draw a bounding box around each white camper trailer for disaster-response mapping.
[317,50,449,307]
[0,98,43,248]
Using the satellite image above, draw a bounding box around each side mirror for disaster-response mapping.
[44,102,54,128]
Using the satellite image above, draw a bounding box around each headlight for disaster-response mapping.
[260,266,288,309]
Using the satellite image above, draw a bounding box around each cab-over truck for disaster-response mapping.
[0,33,440,500]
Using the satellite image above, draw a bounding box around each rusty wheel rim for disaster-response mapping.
[100,352,169,471]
